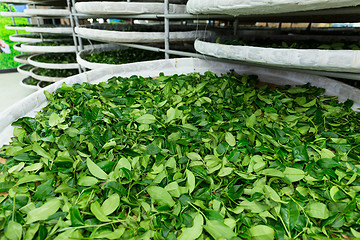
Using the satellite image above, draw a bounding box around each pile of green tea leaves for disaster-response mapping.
[32,53,77,64]
[1,71,360,240]
[222,39,360,50]
[35,68,79,78]
[85,48,164,65]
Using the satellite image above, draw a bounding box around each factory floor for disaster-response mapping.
[0,72,35,114]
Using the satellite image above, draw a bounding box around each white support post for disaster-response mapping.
[164,0,169,59]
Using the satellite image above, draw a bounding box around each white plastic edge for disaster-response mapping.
[13,43,24,52]
[1,0,32,3]
[20,44,77,53]
[9,34,42,43]
[186,0,360,16]
[0,12,31,17]
[9,34,70,43]
[75,26,215,43]
[1,58,360,147]
[25,26,73,34]
[5,25,27,31]
[75,2,186,15]
[24,8,70,17]
[14,54,32,64]
[194,39,360,73]
[28,54,79,69]
[30,68,64,82]
[77,44,128,69]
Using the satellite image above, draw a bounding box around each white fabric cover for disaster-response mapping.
[186,0,360,16]
[30,68,64,82]
[194,39,360,73]
[0,12,31,17]
[14,54,32,64]
[75,26,214,43]
[28,54,79,69]
[1,58,360,147]
[25,26,73,34]
[75,2,186,15]
[24,8,70,17]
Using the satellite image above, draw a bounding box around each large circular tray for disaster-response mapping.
[9,34,71,43]
[14,54,32,64]
[77,44,128,69]
[20,77,40,91]
[75,2,186,15]
[28,53,79,69]
[25,25,73,34]
[186,0,360,16]
[30,68,65,82]
[13,43,23,52]
[17,64,34,76]
[194,39,360,73]
[24,8,70,17]
[20,42,109,53]
[75,24,215,43]
[5,25,28,31]
[1,58,360,146]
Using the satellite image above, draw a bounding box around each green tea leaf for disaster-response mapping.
[185,169,195,194]
[249,225,275,240]
[90,202,110,222]
[305,202,330,219]
[26,198,61,224]
[147,186,175,207]
[280,201,299,231]
[178,213,204,240]
[225,132,236,147]
[87,158,108,180]
[136,114,156,124]
[70,205,85,227]
[203,220,236,240]
[283,167,305,183]
[246,114,256,128]
[5,221,22,240]
[101,193,120,215]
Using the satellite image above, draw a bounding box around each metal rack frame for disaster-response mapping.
[5,0,360,80]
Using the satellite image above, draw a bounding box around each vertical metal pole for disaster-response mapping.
[36,18,44,42]
[8,5,18,35]
[71,0,83,50]
[67,0,82,73]
[164,0,169,59]
[233,19,239,36]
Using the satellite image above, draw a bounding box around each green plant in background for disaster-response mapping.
[0,3,29,69]
[1,71,360,239]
